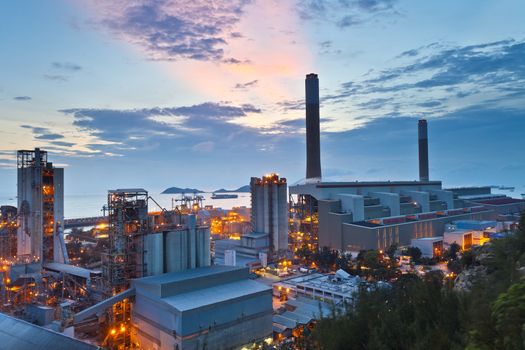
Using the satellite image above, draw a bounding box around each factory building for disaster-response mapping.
[292,180,494,251]
[289,73,525,252]
[130,265,273,350]
[17,148,68,264]
[250,174,288,252]
[447,186,525,216]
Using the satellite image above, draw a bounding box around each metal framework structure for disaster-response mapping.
[102,189,148,293]
[0,206,18,260]
[101,189,148,349]
[171,193,205,214]
[289,194,319,252]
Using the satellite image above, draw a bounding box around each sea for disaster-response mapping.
[0,191,252,219]
[0,184,523,219]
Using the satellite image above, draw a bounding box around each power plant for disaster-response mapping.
[0,73,524,350]
[290,74,525,252]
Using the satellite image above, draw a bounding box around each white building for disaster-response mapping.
[411,237,443,258]
[274,270,362,304]
[443,231,473,250]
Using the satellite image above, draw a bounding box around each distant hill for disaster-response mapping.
[214,185,250,193]
[161,187,204,194]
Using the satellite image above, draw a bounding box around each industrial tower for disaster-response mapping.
[17,148,67,263]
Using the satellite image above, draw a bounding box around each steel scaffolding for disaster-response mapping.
[101,189,148,349]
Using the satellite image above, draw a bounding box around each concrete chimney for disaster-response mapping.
[418,119,429,182]
[305,73,322,179]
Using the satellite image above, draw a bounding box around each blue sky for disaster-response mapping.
[0,0,524,195]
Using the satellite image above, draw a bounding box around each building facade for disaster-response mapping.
[131,266,273,350]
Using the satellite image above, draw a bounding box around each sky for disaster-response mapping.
[0,0,524,195]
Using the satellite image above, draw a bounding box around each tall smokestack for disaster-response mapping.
[418,119,429,182]
[305,73,322,179]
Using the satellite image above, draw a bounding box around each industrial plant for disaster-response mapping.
[0,72,524,350]
[289,74,525,253]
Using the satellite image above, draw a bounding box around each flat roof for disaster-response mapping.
[0,313,98,350]
[160,279,270,312]
[134,265,241,286]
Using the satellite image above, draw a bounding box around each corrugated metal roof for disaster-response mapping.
[0,313,99,350]
[280,311,312,325]
[153,279,271,311]
[133,265,242,285]
[273,315,297,329]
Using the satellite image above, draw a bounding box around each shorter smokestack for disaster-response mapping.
[418,119,429,182]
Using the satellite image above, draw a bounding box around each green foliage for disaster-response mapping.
[386,243,398,260]
[403,246,422,264]
[302,212,525,350]
[308,273,466,350]
[492,278,525,350]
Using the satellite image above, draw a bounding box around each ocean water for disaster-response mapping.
[1,184,523,219]
[0,192,251,219]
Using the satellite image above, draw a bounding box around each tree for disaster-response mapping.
[444,242,461,261]
[492,278,525,350]
[404,246,422,264]
[386,243,398,261]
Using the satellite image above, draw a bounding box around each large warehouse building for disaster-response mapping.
[131,265,273,350]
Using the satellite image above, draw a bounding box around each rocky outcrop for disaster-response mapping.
[453,244,495,292]
[453,265,488,292]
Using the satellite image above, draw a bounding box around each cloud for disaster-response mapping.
[44,74,68,82]
[60,102,263,152]
[297,0,399,26]
[36,133,64,140]
[319,38,525,131]
[13,96,31,101]
[51,141,76,147]
[337,15,361,28]
[355,0,396,12]
[234,79,258,90]
[20,125,65,140]
[192,141,215,152]
[87,0,252,62]
[222,57,251,65]
[52,62,82,71]
[318,106,525,184]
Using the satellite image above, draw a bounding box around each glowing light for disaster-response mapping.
[110,329,117,335]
